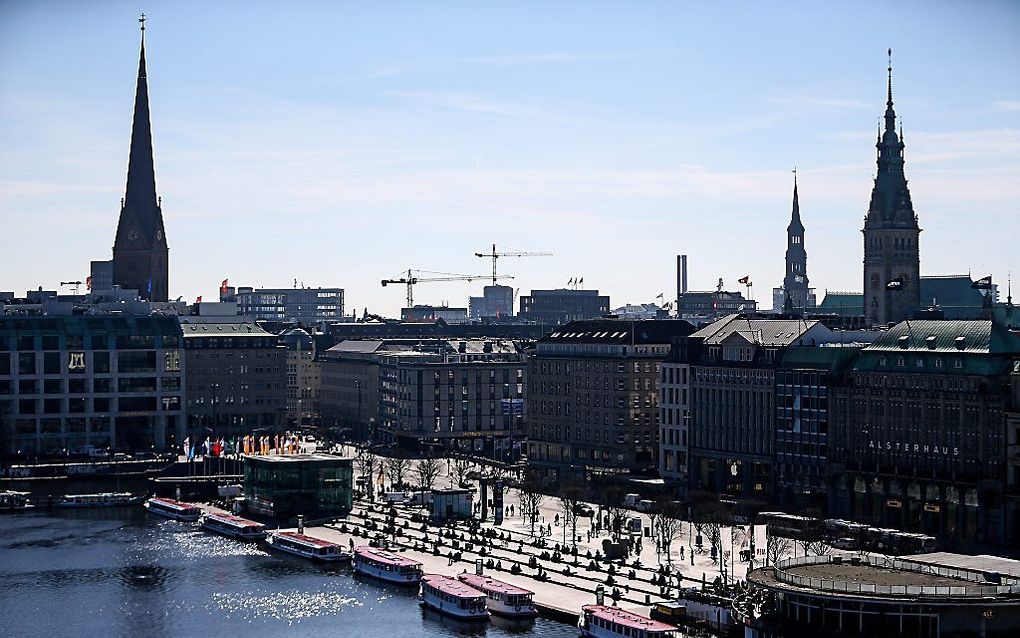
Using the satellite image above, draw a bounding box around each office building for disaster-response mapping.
[243,453,353,519]
[518,289,610,325]
[829,319,1020,547]
[468,285,514,320]
[0,315,184,455]
[227,286,344,325]
[182,320,286,437]
[281,328,320,428]
[527,319,695,480]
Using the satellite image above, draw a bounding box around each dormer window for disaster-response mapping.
[925,336,936,350]
[954,336,966,351]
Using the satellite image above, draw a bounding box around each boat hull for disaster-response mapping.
[266,537,350,562]
[201,521,266,540]
[143,502,201,522]
[420,594,489,621]
[353,560,420,584]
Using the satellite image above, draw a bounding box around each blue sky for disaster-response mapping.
[1,1,1018,315]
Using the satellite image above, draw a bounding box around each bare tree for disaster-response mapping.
[766,533,793,566]
[517,471,545,535]
[385,456,411,489]
[556,481,586,548]
[451,456,476,487]
[355,447,376,502]
[657,502,684,563]
[413,457,441,493]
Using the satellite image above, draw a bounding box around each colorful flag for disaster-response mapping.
[86,276,92,290]
[738,275,750,285]
[196,295,203,303]
[971,275,992,290]
[220,279,229,294]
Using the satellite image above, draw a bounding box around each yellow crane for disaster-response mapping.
[381,270,513,308]
[474,244,552,286]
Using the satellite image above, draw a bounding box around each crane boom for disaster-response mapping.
[473,243,553,285]
[381,269,512,308]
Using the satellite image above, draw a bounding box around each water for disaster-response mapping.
[0,510,577,638]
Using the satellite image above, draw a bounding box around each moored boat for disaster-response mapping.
[456,573,537,617]
[200,512,266,540]
[420,574,489,620]
[265,531,350,562]
[56,492,145,508]
[0,490,32,512]
[578,605,679,638]
[352,545,422,584]
[144,497,202,521]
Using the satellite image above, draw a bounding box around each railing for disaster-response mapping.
[770,554,1020,599]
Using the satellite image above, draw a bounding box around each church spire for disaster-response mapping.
[788,168,803,232]
[112,14,168,302]
[124,13,158,224]
[884,48,897,135]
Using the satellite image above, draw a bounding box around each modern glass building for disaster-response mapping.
[243,453,352,520]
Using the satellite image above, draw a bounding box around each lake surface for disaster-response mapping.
[0,509,577,638]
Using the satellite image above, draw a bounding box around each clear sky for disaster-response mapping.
[1,1,1018,316]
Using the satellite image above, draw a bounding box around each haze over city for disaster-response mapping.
[2,1,1018,314]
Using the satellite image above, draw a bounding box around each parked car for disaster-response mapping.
[573,503,595,517]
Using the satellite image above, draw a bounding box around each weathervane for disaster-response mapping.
[139,13,146,32]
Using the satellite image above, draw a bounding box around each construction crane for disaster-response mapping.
[381,270,513,308]
[60,281,83,295]
[474,244,552,286]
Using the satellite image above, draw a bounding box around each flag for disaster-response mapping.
[196,296,203,303]
[182,436,190,456]
[147,277,152,296]
[738,275,750,285]
[188,445,195,461]
[971,275,992,290]
[220,278,229,294]
[568,277,574,286]
[578,277,583,286]
[86,276,92,290]
[886,278,903,291]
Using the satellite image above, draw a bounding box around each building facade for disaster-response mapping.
[377,341,525,460]
[319,340,386,442]
[527,319,695,480]
[862,58,921,326]
[682,315,834,502]
[0,315,184,455]
[281,328,320,428]
[468,285,514,320]
[677,289,757,322]
[229,287,344,325]
[111,31,169,302]
[182,321,286,437]
[518,289,610,325]
[774,345,860,510]
[659,341,691,497]
[243,453,352,519]
[829,320,1020,547]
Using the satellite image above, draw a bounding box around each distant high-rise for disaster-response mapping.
[112,17,169,302]
[782,172,809,313]
[862,51,920,325]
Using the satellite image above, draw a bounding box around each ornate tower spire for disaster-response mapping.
[783,168,809,314]
[112,15,169,302]
[862,48,921,326]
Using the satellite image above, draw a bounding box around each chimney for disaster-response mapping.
[458,341,467,353]
[681,255,688,293]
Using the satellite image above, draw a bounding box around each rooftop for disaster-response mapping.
[539,319,695,345]
[692,314,828,347]
[181,322,275,338]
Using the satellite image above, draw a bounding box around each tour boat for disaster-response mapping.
[352,545,422,584]
[144,497,202,522]
[265,531,350,562]
[200,512,267,540]
[56,492,145,508]
[0,490,32,512]
[457,573,537,617]
[419,574,490,620]
[578,605,679,638]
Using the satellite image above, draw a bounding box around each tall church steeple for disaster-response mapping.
[862,49,920,325]
[783,170,809,314]
[112,14,168,302]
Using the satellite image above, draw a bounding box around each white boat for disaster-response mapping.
[200,512,266,540]
[144,497,202,522]
[352,545,422,584]
[456,573,537,617]
[420,574,490,620]
[578,605,679,638]
[56,492,145,508]
[265,531,350,562]
[0,491,32,512]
